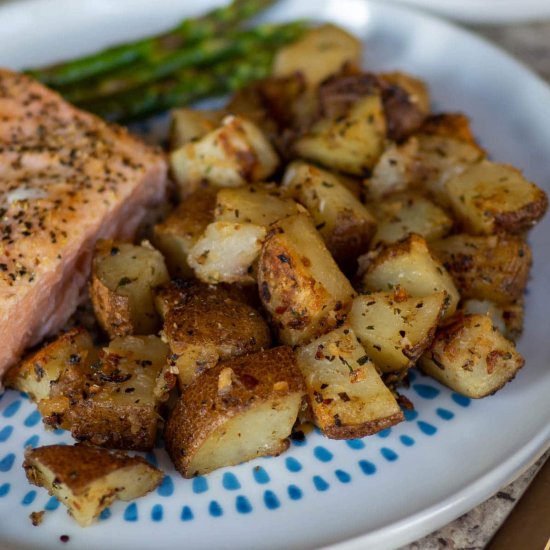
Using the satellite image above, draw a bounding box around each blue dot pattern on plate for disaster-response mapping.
[236,495,252,514]
[452,393,471,407]
[223,472,241,490]
[151,504,163,521]
[313,475,329,491]
[313,446,333,462]
[124,503,138,522]
[335,469,351,483]
[209,501,223,517]
[287,484,302,500]
[0,426,13,442]
[253,466,270,484]
[413,384,440,399]
[181,506,194,521]
[0,368,467,526]
[263,490,280,509]
[157,475,174,497]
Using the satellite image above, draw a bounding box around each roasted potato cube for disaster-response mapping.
[379,72,431,118]
[170,108,225,149]
[413,113,485,206]
[462,299,524,341]
[215,185,301,226]
[152,187,216,277]
[446,160,548,234]
[282,161,376,269]
[272,24,361,88]
[258,213,356,345]
[90,240,169,338]
[349,290,446,372]
[419,313,524,398]
[188,221,267,284]
[170,115,279,195]
[24,445,163,527]
[5,327,96,404]
[161,286,270,386]
[367,138,420,199]
[360,234,460,319]
[67,335,169,450]
[293,93,387,176]
[431,234,531,304]
[295,326,403,438]
[165,346,305,477]
[372,192,453,246]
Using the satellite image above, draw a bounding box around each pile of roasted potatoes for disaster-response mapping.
[8,24,547,525]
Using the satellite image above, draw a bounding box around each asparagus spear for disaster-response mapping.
[82,49,275,123]
[26,0,275,87]
[64,21,306,104]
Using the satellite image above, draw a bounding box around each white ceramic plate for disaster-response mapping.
[1,2,550,549]
[387,0,550,24]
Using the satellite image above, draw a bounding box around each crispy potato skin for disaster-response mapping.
[162,285,271,385]
[69,402,158,451]
[258,215,355,345]
[90,275,133,336]
[4,327,94,402]
[67,335,169,451]
[296,326,404,439]
[164,347,305,477]
[24,444,163,527]
[419,113,482,145]
[318,72,428,142]
[90,240,169,338]
[431,234,532,304]
[420,313,524,398]
[24,444,159,495]
[445,161,548,234]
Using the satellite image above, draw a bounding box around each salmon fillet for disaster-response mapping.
[0,69,168,385]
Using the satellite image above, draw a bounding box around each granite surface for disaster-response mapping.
[402,19,550,550]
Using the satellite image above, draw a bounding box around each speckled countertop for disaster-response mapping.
[403,19,550,550]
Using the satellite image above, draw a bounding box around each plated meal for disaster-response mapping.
[1,1,550,549]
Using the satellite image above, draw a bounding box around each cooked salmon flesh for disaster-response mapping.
[0,69,168,386]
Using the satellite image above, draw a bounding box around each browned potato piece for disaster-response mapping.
[431,234,532,305]
[258,213,356,346]
[24,445,163,527]
[161,287,270,386]
[152,187,216,277]
[367,138,420,199]
[461,299,524,341]
[349,290,447,372]
[272,24,361,89]
[170,108,225,149]
[165,346,305,477]
[282,161,376,270]
[5,327,96,404]
[446,161,548,234]
[415,113,485,205]
[379,72,431,118]
[215,185,301,226]
[188,221,267,285]
[293,93,387,176]
[67,335,169,451]
[90,240,169,338]
[419,313,524,398]
[360,234,460,319]
[295,326,403,439]
[170,115,279,195]
[372,192,453,246]
[368,113,484,202]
